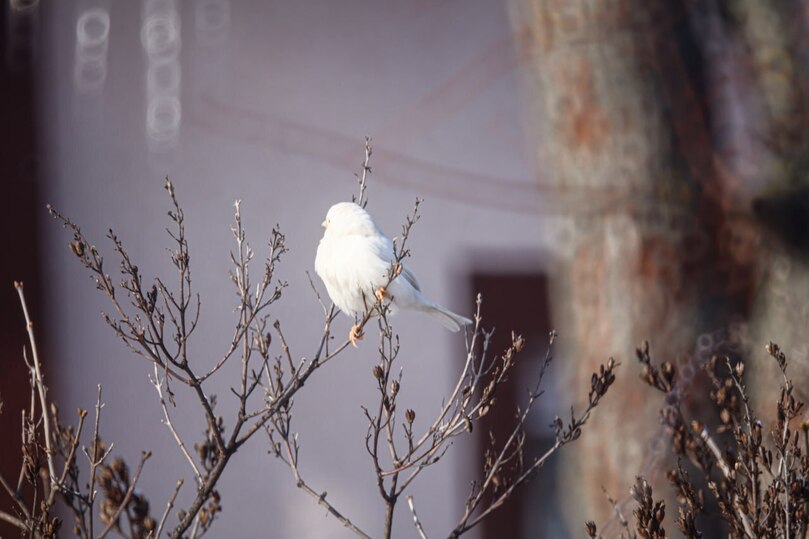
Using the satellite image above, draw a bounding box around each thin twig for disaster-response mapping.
[285,461,370,538]
[0,509,27,531]
[602,486,631,532]
[152,364,203,484]
[0,467,29,519]
[699,427,756,538]
[48,408,88,507]
[273,321,296,376]
[305,271,328,316]
[14,282,57,487]
[189,513,202,539]
[406,496,428,539]
[353,136,372,208]
[86,384,110,537]
[153,479,184,539]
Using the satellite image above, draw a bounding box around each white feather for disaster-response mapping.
[315,202,471,331]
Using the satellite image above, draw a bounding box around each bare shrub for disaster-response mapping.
[0,140,616,538]
[587,340,809,538]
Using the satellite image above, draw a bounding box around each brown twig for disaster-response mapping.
[47,408,87,508]
[14,282,57,487]
[84,385,113,537]
[407,495,428,539]
[450,339,616,537]
[0,509,27,531]
[267,419,371,538]
[352,136,372,208]
[153,479,184,539]
[151,364,202,485]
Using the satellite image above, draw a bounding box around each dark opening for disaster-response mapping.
[470,272,568,538]
[1,3,43,537]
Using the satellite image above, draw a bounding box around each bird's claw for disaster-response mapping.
[375,286,388,303]
[350,324,364,347]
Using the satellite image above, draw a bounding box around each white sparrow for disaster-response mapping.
[315,202,472,345]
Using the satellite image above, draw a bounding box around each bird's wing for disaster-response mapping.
[400,266,421,292]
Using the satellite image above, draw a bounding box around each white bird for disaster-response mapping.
[315,202,472,346]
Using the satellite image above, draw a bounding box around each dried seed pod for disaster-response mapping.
[69,240,85,258]
[372,365,384,380]
[512,332,525,352]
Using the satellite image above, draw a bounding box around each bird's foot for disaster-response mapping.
[374,286,389,303]
[349,324,364,347]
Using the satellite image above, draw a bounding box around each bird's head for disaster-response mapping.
[321,202,380,238]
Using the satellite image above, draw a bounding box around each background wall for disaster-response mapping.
[27,1,555,537]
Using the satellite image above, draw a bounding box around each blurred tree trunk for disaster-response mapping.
[506,0,769,533]
[508,0,695,528]
[728,1,809,407]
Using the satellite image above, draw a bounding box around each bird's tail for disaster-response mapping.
[425,304,473,332]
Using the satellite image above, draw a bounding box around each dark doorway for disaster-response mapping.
[470,271,569,538]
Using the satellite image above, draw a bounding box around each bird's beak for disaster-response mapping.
[321,220,327,229]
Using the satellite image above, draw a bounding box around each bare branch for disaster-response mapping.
[151,364,202,484]
[352,136,373,208]
[153,479,184,539]
[14,282,57,487]
[0,509,27,532]
[407,496,428,539]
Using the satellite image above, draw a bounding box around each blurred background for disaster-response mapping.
[2,0,809,537]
